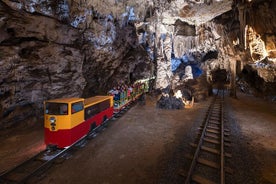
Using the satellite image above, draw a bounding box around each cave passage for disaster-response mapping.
[211,69,229,84]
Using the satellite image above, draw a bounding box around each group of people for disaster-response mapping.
[108,82,145,107]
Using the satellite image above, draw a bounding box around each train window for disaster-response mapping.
[99,99,110,111]
[71,101,84,114]
[84,99,110,120]
[45,103,68,115]
[85,104,100,120]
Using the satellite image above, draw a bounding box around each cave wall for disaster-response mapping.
[0,0,152,128]
[0,0,275,128]
[234,0,276,96]
[146,0,276,98]
[0,1,87,127]
[140,0,237,98]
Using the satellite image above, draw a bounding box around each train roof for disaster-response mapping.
[84,96,112,106]
[134,76,155,84]
[45,97,84,103]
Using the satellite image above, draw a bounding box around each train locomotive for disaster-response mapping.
[44,78,152,149]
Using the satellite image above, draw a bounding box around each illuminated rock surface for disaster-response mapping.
[0,0,276,126]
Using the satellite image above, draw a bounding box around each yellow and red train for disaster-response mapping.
[44,78,153,149]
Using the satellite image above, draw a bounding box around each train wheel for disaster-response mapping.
[46,144,57,152]
[103,115,108,122]
[103,116,108,127]
[87,122,98,139]
[90,122,97,132]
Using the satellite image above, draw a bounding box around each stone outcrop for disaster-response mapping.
[0,0,275,127]
[143,1,237,101]
[149,0,275,101]
[0,0,152,128]
[156,95,184,109]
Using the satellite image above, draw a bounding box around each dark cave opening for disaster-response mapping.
[202,50,218,62]
[174,19,196,36]
[239,65,276,96]
[211,69,228,84]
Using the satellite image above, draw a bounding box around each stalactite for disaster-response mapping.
[237,3,246,49]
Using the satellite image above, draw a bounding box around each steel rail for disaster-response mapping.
[184,95,218,184]
[185,89,226,184]
[220,92,225,184]
[0,136,85,184]
[0,94,140,184]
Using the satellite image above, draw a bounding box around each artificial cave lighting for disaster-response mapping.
[246,25,268,62]
[173,90,194,108]
[174,90,183,99]
[233,38,239,46]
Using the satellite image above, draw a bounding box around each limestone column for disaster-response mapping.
[155,35,172,89]
[230,59,237,97]
[155,23,172,90]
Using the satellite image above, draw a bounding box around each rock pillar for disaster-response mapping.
[230,59,237,97]
[155,31,173,89]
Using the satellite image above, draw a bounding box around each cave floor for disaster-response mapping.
[0,92,275,184]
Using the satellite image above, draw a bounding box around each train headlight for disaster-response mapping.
[50,117,56,126]
[49,117,56,131]
[49,117,56,124]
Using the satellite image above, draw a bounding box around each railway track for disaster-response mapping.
[0,101,136,184]
[184,90,232,184]
[0,134,92,184]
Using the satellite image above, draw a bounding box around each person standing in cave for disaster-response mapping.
[138,92,146,106]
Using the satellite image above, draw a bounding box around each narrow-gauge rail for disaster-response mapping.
[185,90,232,184]
[0,141,76,184]
[0,101,135,184]
[0,78,152,183]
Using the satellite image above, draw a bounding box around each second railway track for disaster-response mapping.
[184,90,233,184]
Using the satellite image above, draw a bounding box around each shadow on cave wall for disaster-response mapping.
[237,65,276,99]
[0,103,38,129]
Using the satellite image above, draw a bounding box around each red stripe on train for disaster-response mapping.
[44,107,113,148]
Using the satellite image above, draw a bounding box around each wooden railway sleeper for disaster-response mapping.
[197,157,233,174]
[192,174,216,184]
[198,126,219,131]
[206,128,230,135]
[207,125,220,130]
[184,153,233,175]
[190,143,232,158]
[209,114,220,118]
[183,156,233,177]
[200,125,229,131]
[203,138,231,147]
[206,128,220,134]
[208,120,220,125]
[204,132,231,143]
[208,119,228,124]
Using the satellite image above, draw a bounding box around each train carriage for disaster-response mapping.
[108,82,146,114]
[44,96,113,148]
[44,77,155,149]
[84,96,113,130]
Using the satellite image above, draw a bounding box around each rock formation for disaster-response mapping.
[0,0,152,128]
[0,0,275,127]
